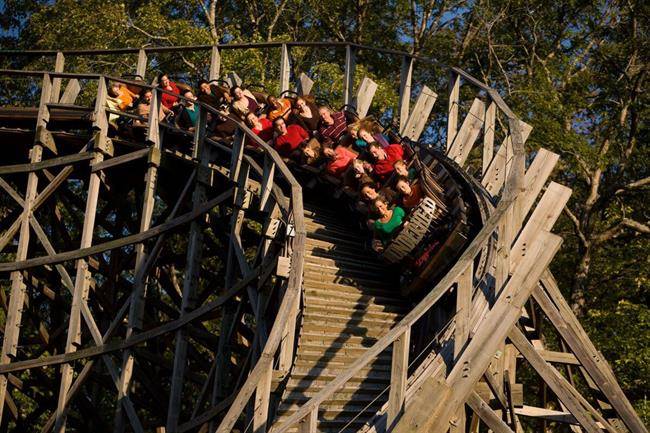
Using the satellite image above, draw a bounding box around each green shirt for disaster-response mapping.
[374,206,406,243]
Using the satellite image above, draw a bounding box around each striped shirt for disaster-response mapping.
[318,111,347,144]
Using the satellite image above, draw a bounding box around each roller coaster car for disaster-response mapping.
[381,150,487,298]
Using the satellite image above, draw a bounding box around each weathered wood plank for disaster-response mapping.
[401,85,438,141]
[482,101,496,176]
[467,391,515,433]
[399,56,414,134]
[387,328,411,427]
[448,98,486,166]
[280,44,291,93]
[535,274,648,433]
[343,45,356,106]
[446,72,460,151]
[354,76,377,118]
[508,328,604,433]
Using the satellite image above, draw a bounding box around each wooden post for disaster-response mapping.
[399,56,414,134]
[447,98,486,166]
[209,45,221,81]
[114,89,163,433]
[136,49,147,80]
[343,45,356,106]
[54,76,108,433]
[354,76,378,117]
[166,115,211,433]
[51,52,65,103]
[299,405,318,433]
[508,328,603,433]
[535,274,649,433]
[401,86,438,141]
[387,327,411,427]
[447,72,460,151]
[0,75,49,425]
[253,358,273,433]
[295,72,314,96]
[482,101,496,176]
[280,43,291,93]
[454,263,473,358]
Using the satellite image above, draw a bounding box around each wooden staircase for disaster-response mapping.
[273,204,408,433]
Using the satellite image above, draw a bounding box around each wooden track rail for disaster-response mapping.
[0,41,645,433]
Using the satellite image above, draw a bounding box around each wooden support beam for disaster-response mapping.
[508,328,604,433]
[454,262,473,358]
[398,56,414,134]
[343,45,356,106]
[298,405,318,433]
[446,72,460,151]
[482,101,496,176]
[136,49,147,79]
[534,275,648,433]
[447,98,486,166]
[280,44,291,93]
[424,231,562,433]
[259,156,275,211]
[0,123,44,427]
[54,77,109,433]
[515,148,560,227]
[467,392,515,433]
[295,72,314,96]
[166,126,211,433]
[114,86,165,433]
[387,327,410,428]
[253,359,273,433]
[51,52,65,103]
[482,121,532,197]
[354,76,377,118]
[59,79,81,104]
[401,86,438,141]
[209,46,220,81]
[511,182,571,270]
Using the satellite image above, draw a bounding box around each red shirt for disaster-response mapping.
[160,81,180,109]
[373,144,404,181]
[247,118,274,147]
[326,146,357,177]
[274,124,309,156]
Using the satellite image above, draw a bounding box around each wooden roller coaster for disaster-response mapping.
[0,42,646,433]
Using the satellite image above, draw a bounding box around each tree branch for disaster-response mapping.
[563,205,589,248]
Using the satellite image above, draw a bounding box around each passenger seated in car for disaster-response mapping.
[371,196,406,252]
[230,86,259,119]
[300,139,324,166]
[158,73,180,116]
[323,145,357,177]
[359,182,399,208]
[359,125,389,148]
[197,80,230,108]
[342,159,374,196]
[393,159,417,180]
[317,106,347,145]
[292,96,320,133]
[368,142,405,182]
[395,176,424,210]
[134,88,165,126]
[106,83,125,130]
[113,82,138,111]
[245,112,274,143]
[273,117,309,158]
[176,90,199,131]
[267,95,292,121]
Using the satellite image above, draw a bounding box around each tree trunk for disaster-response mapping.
[571,245,592,317]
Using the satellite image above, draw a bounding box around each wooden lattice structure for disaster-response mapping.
[0,42,646,433]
